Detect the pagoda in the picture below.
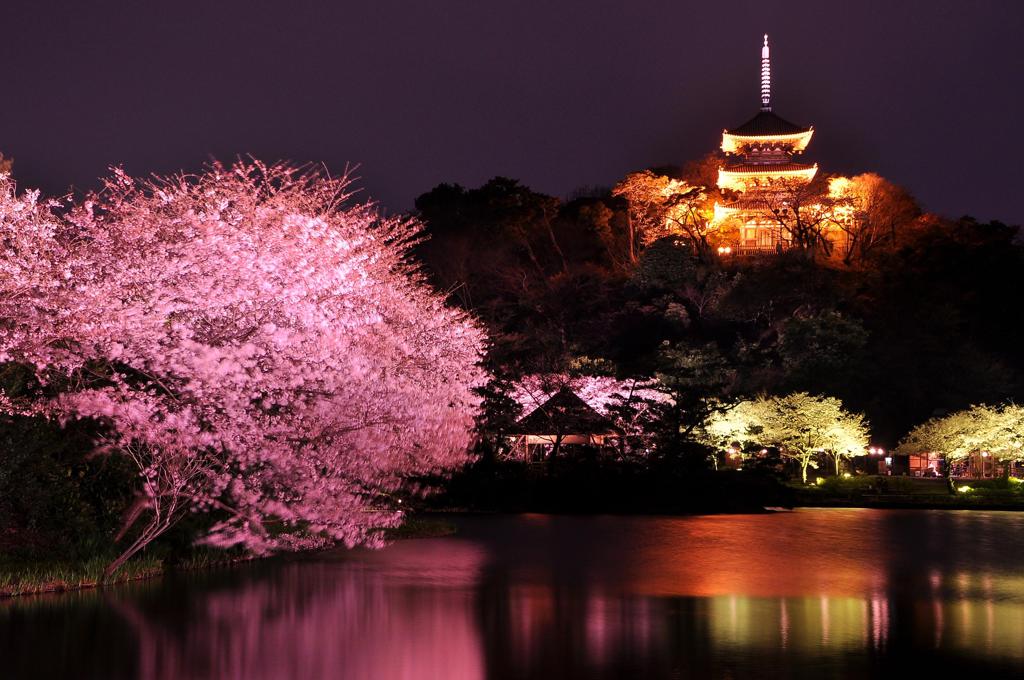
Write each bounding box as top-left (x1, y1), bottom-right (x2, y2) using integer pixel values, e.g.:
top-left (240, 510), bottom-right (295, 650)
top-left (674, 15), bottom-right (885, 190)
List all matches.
top-left (713, 35), bottom-right (818, 253)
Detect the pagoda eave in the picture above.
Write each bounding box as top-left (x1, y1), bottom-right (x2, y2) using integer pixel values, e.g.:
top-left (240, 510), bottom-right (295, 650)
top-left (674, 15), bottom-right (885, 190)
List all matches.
top-left (717, 163), bottom-right (818, 192)
top-left (721, 128), bottom-right (814, 155)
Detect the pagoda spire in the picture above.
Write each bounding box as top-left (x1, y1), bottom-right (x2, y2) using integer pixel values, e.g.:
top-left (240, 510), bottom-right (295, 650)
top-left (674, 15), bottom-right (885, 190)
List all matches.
top-left (760, 34), bottom-right (771, 112)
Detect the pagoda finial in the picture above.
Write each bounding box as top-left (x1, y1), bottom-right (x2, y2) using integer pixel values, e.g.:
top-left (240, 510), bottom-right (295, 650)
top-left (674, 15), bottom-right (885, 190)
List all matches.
top-left (760, 33), bottom-right (772, 112)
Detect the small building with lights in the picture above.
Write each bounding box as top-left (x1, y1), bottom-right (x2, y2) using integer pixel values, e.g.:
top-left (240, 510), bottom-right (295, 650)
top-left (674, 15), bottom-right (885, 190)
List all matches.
top-left (506, 387), bottom-right (621, 462)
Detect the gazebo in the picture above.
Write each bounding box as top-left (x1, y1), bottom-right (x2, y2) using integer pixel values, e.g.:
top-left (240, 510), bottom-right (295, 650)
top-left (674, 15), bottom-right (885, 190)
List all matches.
top-left (507, 387), bottom-right (620, 462)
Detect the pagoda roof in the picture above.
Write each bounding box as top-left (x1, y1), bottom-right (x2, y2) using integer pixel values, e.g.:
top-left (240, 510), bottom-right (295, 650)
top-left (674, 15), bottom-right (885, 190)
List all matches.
top-left (717, 161), bottom-right (818, 192)
top-left (727, 111), bottom-right (811, 137)
top-left (722, 161), bottom-right (816, 174)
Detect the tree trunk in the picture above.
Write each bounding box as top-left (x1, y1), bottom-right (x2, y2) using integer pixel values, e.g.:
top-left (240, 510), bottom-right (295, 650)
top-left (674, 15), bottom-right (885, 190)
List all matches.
top-left (547, 435), bottom-right (563, 469)
top-left (801, 459), bottom-right (809, 484)
top-left (543, 218), bottom-right (569, 275)
top-left (103, 519), bottom-right (160, 582)
top-left (626, 211), bottom-right (637, 264)
top-left (103, 506), bottom-right (180, 582)
top-left (103, 546), bottom-right (144, 583)
top-left (522, 239), bottom-right (546, 278)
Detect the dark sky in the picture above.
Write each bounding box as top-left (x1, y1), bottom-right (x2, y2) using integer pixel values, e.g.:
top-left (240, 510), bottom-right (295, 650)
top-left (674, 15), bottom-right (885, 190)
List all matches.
top-left (2, 1), bottom-right (1022, 224)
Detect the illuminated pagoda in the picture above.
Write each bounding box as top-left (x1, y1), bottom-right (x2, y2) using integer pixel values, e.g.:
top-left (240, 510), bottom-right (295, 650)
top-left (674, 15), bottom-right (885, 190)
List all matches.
top-left (713, 35), bottom-right (818, 253)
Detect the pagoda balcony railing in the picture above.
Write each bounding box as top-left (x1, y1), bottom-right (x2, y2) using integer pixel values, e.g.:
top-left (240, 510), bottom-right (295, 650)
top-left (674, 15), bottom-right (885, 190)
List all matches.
top-left (719, 243), bottom-right (794, 256)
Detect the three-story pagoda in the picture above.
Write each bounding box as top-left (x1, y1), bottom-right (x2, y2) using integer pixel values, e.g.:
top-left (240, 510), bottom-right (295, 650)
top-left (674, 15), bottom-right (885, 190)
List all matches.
top-left (714, 35), bottom-right (818, 252)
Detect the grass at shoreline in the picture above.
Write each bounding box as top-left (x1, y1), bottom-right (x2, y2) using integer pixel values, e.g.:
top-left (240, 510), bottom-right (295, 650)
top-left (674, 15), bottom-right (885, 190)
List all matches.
top-left (796, 496), bottom-right (1024, 510)
top-left (792, 475), bottom-right (1024, 510)
top-left (0, 554), bottom-right (163, 598)
top-left (2, 517), bottom-right (456, 600)
top-left (0, 549), bottom-right (262, 599)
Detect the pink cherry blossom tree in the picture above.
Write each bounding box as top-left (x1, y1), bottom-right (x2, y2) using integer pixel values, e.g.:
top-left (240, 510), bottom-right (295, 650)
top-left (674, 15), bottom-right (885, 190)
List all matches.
top-left (0, 162), bottom-right (486, 577)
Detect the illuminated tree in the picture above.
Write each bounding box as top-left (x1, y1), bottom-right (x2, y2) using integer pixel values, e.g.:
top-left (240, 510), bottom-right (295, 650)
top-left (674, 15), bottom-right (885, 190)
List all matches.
top-left (611, 170), bottom-right (717, 257)
top-left (663, 185), bottom-right (719, 255)
top-left (757, 176), bottom-right (844, 256)
top-left (612, 170), bottom-right (658, 261)
top-left (0, 163), bottom-right (486, 577)
top-left (896, 404), bottom-right (1024, 464)
top-left (703, 393), bottom-right (869, 482)
top-left (828, 173), bottom-right (919, 265)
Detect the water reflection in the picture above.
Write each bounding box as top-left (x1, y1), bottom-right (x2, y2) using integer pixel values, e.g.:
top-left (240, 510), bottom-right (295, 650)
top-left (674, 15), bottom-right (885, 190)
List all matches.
top-left (110, 540), bottom-right (489, 680)
top-left (3, 509), bottom-right (1024, 679)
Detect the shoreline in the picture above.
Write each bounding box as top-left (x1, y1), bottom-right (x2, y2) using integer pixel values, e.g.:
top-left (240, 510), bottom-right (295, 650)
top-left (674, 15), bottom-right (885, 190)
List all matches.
top-left (0, 553), bottom-right (256, 600)
top-left (0, 517), bottom-right (457, 601)
top-left (794, 499), bottom-right (1024, 511)
top-left (4, 502), bottom-right (1020, 600)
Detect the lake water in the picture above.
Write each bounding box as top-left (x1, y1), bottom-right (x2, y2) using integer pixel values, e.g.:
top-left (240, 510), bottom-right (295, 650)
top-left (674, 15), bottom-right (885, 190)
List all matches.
top-left (3, 509), bottom-right (1024, 679)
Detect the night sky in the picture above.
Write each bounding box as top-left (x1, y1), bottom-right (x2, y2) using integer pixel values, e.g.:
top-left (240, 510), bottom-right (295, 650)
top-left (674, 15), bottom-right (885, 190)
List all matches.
top-left (2, 1), bottom-right (1022, 224)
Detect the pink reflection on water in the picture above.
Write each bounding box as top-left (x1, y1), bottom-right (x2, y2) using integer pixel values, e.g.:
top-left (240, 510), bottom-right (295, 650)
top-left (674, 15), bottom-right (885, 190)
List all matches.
top-left (117, 539), bottom-right (488, 680)
top-left (89, 511), bottom-right (1024, 679)
top-left (583, 593), bottom-right (659, 665)
top-left (585, 593), bottom-right (611, 665)
top-left (870, 594), bottom-right (889, 650)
